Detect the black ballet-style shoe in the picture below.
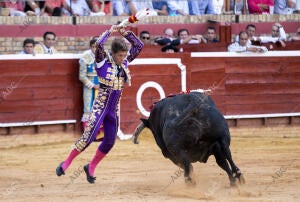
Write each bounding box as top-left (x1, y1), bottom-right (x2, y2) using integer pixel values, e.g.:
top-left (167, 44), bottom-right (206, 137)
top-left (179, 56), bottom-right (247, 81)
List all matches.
top-left (56, 162), bottom-right (65, 176)
top-left (84, 164), bottom-right (96, 184)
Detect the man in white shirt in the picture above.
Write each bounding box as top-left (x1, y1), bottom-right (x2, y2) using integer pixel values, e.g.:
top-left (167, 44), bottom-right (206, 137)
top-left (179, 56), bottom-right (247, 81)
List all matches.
top-left (228, 31), bottom-right (268, 53)
top-left (258, 23), bottom-right (287, 47)
top-left (235, 24), bottom-right (259, 46)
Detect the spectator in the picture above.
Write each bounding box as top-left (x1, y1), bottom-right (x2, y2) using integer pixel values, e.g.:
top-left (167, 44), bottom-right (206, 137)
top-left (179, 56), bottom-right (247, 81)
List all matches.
top-left (63, 0), bottom-right (106, 16)
top-left (204, 27), bottom-right (219, 43)
top-left (112, 0), bottom-right (130, 16)
top-left (24, 0), bottom-right (43, 16)
top-left (230, 0), bottom-right (248, 14)
top-left (63, 0), bottom-right (91, 16)
top-left (152, 0), bottom-right (168, 15)
top-left (296, 0), bottom-right (300, 13)
top-left (167, 0), bottom-right (189, 16)
top-left (247, 0), bottom-right (274, 14)
top-left (173, 28), bottom-right (206, 45)
top-left (189, 0), bottom-right (215, 15)
top-left (154, 28), bottom-right (176, 46)
top-left (20, 38), bottom-right (35, 55)
top-left (235, 24), bottom-right (259, 45)
top-left (139, 30), bottom-right (152, 45)
top-left (42, 0), bottom-right (65, 16)
top-left (258, 23), bottom-right (287, 47)
top-left (290, 27), bottom-right (300, 41)
top-left (274, 0), bottom-right (296, 14)
top-left (88, 0), bottom-right (113, 15)
top-left (34, 31), bottom-right (58, 54)
top-left (127, 0), bottom-right (157, 16)
top-left (0, 0), bottom-right (26, 16)
top-left (228, 31), bottom-right (268, 52)
top-left (212, 0), bottom-right (225, 14)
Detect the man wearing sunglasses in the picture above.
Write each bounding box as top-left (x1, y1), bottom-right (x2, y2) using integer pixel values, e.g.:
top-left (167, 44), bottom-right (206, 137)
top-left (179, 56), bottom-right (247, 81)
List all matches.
top-left (139, 30), bottom-right (152, 45)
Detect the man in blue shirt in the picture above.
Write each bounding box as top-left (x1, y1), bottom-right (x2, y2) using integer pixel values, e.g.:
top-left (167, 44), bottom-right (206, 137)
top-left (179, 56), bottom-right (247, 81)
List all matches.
top-left (188, 0), bottom-right (215, 15)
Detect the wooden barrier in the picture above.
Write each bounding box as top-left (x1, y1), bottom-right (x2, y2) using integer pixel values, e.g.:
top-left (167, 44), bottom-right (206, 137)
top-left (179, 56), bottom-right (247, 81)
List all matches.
top-left (0, 54), bottom-right (83, 134)
top-left (0, 51), bottom-right (300, 135)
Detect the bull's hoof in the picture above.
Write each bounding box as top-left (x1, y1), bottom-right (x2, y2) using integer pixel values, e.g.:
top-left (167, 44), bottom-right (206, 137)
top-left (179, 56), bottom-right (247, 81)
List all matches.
top-left (184, 176), bottom-right (192, 182)
top-left (185, 177), bottom-right (196, 186)
top-left (230, 180), bottom-right (237, 187)
top-left (234, 170), bottom-right (245, 185)
top-left (237, 174), bottom-right (246, 184)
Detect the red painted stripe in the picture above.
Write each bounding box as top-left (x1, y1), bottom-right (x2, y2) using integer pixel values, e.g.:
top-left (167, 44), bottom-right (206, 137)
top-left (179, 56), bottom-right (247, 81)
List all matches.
top-left (0, 22), bottom-right (299, 38)
top-left (0, 24), bottom-right (111, 37)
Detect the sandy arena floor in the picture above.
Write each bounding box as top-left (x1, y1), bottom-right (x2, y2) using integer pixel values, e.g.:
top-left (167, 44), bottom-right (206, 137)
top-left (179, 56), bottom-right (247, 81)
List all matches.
top-left (0, 127), bottom-right (299, 202)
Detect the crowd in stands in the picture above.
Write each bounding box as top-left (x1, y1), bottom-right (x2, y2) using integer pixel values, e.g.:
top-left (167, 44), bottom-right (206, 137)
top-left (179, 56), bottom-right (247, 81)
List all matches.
top-left (138, 23), bottom-right (300, 53)
top-left (18, 22), bottom-right (300, 55)
top-left (2, 0), bottom-right (298, 54)
top-left (1, 0), bottom-right (300, 16)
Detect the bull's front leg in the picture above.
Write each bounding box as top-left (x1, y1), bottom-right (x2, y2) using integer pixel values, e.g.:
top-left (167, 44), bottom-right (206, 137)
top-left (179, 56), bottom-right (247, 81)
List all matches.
top-left (167, 143), bottom-right (194, 184)
top-left (178, 150), bottom-right (193, 183)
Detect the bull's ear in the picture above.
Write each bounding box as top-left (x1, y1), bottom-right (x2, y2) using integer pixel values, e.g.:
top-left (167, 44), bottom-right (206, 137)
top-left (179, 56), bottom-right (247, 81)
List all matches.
top-left (141, 118), bottom-right (150, 128)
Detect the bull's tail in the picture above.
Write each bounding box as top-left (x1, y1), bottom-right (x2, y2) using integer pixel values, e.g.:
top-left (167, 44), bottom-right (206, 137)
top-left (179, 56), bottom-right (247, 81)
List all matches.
top-left (132, 120), bottom-right (146, 144)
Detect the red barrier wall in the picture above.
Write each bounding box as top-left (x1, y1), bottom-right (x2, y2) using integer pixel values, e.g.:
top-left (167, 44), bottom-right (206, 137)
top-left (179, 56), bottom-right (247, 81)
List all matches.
top-left (0, 52), bottom-right (300, 135)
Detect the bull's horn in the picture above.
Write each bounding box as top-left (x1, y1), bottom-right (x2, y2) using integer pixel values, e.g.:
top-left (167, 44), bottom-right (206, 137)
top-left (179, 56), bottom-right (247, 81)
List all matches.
top-left (132, 122), bottom-right (145, 144)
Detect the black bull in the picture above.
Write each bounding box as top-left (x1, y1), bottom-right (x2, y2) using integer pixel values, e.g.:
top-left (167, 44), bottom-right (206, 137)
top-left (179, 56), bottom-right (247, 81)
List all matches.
top-left (132, 92), bottom-right (245, 186)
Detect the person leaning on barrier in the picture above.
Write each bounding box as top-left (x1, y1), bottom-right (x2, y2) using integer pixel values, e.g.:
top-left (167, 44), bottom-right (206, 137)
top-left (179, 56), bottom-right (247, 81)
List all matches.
top-left (19, 38), bottom-right (35, 55)
top-left (290, 27), bottom-right (300, 41)
top-left (258, 23), bottom-right (287, 47)
top-left (154, 28), bottom-right (176, 46)
top-left (235, 24), bottom-right (260, 46)
top-left (228, 31), bottom-right (268, 53)
top-left (171, 28), bottom-right (206, 46)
